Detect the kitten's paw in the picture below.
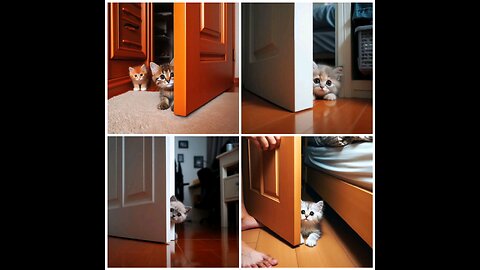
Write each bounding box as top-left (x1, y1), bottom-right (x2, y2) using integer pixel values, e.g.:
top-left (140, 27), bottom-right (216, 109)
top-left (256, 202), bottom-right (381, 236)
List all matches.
top-left (300, 236), bottom-right (305, 244)
top-left (158, 102), bottom-right (170, 110)
top-left (324, 93), bottom-right (337, 100)
top-left (133, 87), bottom-right (140, 91)
top-left (306, 238), bottom-right (318, 247)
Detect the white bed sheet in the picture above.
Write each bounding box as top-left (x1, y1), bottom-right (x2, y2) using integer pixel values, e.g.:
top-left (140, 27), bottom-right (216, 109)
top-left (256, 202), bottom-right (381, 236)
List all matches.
top-left (305, 142), bottom-right (373, 191)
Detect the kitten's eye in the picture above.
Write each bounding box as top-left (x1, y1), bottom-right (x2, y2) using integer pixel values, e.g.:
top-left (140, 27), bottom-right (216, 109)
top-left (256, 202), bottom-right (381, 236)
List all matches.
top-left (313, 78), bottom-right (320, 84)
top-left (326, 80), bottom-right (332, 86)
top-left (140, 74), bottom-right (143, 77)
top-left (170, 72), bottom-right (174, 77)
top-left (134, 75), bottom-right (138, 78)
top-left (170, 208), bottom-right (173, 212)
top-left (176, 213), bottom-right (181, 217)
top-left (301, 210), bottom-right (305, 214)
top-left (160, 74), bottom-right (166, 80)
top-left (309, 211), bottom-right (314, 216)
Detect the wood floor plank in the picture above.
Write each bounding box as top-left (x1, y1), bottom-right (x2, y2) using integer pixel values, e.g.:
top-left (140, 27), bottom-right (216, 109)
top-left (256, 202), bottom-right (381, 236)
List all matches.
top-left (242, 90), bottom-right (372, 134)
top-left (323, 212), bottom-right (373, 267)
top-left (242, 229), bottom-right (260, 243)
top-left (296, 218), bottom-right (356, 267)
top-left (255, 229), bottom-right (298, 267)
top-left (354, 102), bottom-right (373, 133)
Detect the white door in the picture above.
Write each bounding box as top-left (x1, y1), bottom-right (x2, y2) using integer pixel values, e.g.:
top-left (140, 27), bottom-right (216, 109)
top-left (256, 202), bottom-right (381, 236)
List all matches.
top-left (108, 136), bottom-right (175, 243)
top-left (242, 3), bottom-right (312, 112)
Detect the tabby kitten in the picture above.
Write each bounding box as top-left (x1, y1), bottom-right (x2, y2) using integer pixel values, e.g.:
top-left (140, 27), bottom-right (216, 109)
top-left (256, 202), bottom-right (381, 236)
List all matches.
top-left (170, 195), bottom-right (191, 224)
top-left (313, 62), bottom-right (343, 100)
top-left (128, 64), bottom-right (149, 91)
top-left (150, 59), bottom-right (174, 110)
top-left (300, 200), bottom-right (324, 247)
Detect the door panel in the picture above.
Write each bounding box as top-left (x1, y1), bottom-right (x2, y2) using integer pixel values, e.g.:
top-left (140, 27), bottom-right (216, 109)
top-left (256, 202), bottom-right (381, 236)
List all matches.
top-left (108, 137), bottom-right (169, 243)
top-left (242, 137), bottom-right (302, 246)
top-left (201, 3), bottom-right (223, 41)
top-left (242, 3), bottom-right (312, 112)
top-left (123, 137), bottom-right (153, 206)
top-left (110, 3), bottom-right (147, 60)
top-left (174, 3), bottom-right (234, 116)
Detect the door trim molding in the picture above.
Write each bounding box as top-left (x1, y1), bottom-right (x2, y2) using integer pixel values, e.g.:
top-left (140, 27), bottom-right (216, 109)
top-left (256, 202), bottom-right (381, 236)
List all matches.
top-left (336, 3), bottom-right (352, 98)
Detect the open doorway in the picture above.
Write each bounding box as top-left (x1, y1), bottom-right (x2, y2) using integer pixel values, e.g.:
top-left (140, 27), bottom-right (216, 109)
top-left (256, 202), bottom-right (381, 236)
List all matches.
top-left (313, 3), bottom-right (336, 67)
top-left (108, 136), bottom-right (239, 267)
top-left (107, 3), bottom-right (239, 133)
top-left (241, 2), bottom-right (373, 134)
top-left (241, 136), bottom-right (372, 267)
top-left (152, 3), bottom-right (173, 65)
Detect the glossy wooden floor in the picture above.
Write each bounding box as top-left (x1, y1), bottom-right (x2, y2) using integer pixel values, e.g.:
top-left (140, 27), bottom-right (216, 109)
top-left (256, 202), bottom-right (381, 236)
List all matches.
top-left (242, 90), bottom-right (372, 134)
top-left (242, 195), bottom-right (372, 267)
top-left (109, 222), bottom-right (238, 267)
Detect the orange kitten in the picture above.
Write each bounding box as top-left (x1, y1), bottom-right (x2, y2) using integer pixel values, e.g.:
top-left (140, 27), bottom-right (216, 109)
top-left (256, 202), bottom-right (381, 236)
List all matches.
top-left (128, 64), bottom-right (149, 91)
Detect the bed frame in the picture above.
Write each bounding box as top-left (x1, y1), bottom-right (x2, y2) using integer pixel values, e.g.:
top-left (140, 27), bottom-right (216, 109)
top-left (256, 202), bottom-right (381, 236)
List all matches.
top-left (306, 166), bottom-right (372, 247)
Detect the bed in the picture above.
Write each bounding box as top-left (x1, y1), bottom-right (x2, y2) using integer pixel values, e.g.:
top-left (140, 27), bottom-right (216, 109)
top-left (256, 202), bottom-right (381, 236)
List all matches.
top-left (304, 137), bottom-right (373, 247)
top-left (313, 4), bottom-right (336, 63)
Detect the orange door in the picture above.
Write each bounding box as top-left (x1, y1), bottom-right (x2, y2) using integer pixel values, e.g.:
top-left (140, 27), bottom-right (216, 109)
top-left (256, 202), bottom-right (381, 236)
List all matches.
top-left (242, 137), bottom-right (302, 246)
top-left (174, 3), bottom-right (234, 116)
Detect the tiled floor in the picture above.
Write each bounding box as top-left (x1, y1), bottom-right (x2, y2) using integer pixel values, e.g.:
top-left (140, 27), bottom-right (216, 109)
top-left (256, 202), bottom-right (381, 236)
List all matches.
top-left (108, 222), bottom-right (238, 267)
top-left (242, 90), bottom-right (372, 134)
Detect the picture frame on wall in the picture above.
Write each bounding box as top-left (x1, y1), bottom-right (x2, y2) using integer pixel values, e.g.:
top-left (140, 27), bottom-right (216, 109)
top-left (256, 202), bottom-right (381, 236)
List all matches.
top-left (178, 140), bottom-right (189, 149)
top-left (194, 156), bottom-right (204, 168)
top-left (178, 154), bottom-right (184, 163)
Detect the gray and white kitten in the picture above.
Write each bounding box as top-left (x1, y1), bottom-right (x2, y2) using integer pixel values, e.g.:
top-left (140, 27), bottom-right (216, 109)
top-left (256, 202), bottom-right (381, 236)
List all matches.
top-left (313, 62), bottom-right (343, 100)
top-left (150, 59), bottom-right (174, 111)
top-left (170, 195), bottom-right (191, 224)
top-left (300, 200), bottom-right (324, 247)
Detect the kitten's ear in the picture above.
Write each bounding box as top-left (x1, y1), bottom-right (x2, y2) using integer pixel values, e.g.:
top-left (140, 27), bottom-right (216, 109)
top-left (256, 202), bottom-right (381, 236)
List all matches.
top-left (332, 67), bottom-right (343, 80)
top-left (314, 200), bottom-right (324, 211)
top-left (170, 195), bottom-right (177, 202)
top-left (150, 62), bottom-right (160, 73)
top-left (313, 61), bottom-right (318, 71)
top-left (169, 58), bottom-right (174, 68)
top-left (141, 64), bottom-right (147, 72)
top-left (128, 67), bottom-right (134, 73)
top-left (185, 206), bottom-right (192, 213)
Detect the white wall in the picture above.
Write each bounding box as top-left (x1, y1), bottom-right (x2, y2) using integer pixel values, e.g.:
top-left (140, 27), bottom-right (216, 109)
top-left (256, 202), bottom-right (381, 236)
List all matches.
top-left (235, 2), bottom-right (239, 79)
top-left (174, 136), bottom-right (207, 208)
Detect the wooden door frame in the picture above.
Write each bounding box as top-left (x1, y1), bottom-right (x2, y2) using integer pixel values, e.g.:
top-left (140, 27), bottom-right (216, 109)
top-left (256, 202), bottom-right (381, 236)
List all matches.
top-left (165, 136), bottom-right (176, 242)
top-left (336, 3), bottom-right (373, 98)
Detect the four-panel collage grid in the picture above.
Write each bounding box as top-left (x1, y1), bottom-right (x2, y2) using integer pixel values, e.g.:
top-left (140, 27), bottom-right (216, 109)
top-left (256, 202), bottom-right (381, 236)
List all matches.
top-left (107, 1), bottom-right (373, 268)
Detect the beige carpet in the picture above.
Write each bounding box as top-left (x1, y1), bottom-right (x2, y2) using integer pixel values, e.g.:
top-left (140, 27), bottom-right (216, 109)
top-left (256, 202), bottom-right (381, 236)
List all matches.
top-left (108, 91), bottom-right (238, 134)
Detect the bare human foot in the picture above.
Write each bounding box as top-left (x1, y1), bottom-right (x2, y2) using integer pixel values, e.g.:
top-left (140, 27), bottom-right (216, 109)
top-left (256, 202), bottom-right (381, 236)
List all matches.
top-left (242, 241), bottom-right (278, 268)
top-left (242, 214), bottom-right (263, 231)
top-left (242, 202), bottom-right (263, 230)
